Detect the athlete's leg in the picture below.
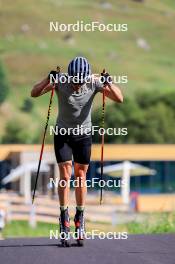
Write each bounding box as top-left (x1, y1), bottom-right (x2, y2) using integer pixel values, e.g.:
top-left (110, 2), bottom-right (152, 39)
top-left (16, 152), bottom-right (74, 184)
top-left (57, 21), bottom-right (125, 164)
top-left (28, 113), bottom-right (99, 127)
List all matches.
top-left (74, 162), bottom-right (89, 207)
top-left (54, 132), bottom-right (73, 208)
top-left (54, 132), bottom-right (73, 246)
top-left (70, 134), bottom-right (92, 244)
top-left (74, 162), bottom-right (89, 244)
top-left (58, 161), bottom-right (72, 207)
top-left (71, 134), bottom-right (92, 207)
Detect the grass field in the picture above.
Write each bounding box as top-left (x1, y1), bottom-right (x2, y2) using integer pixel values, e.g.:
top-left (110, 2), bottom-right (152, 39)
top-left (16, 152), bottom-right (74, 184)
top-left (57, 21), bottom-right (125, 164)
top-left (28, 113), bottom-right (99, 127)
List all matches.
top-left (0, 0), bottom-right (175, 139)
top-left (2, 212), bottom-right (175, 238)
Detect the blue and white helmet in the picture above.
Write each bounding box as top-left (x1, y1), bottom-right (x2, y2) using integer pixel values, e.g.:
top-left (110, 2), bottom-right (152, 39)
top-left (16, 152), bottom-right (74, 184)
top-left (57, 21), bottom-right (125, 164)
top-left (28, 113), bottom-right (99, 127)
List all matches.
top-left (68, 57), bottom-right (91, 84)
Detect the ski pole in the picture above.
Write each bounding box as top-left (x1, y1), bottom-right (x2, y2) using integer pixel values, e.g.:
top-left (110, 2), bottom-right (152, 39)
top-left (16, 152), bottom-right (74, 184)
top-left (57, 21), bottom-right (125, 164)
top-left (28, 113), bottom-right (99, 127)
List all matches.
top-left (32, 66), bottom-right (60, 204)
top-left (100, 69), bottom-right (106, 205)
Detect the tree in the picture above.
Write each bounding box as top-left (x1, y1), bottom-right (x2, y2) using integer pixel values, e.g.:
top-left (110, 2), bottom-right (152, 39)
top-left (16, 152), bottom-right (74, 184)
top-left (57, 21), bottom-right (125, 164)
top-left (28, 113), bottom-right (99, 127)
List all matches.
top-left (2, 119), bottom-right (30, 144)
top-left (20, 98), bottom-right (33, 113)
top-left (140, 102), bottom-right (175, 143)
top-left (92, 90), bottom-right (175, 144)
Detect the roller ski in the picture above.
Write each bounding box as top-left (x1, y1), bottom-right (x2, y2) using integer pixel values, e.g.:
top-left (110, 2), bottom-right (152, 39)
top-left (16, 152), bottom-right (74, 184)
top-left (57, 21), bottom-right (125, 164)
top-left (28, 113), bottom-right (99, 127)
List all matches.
top-left (59, 208), bottom-right (70, 247)
top-left (74, 209), bottom-right (85, 247)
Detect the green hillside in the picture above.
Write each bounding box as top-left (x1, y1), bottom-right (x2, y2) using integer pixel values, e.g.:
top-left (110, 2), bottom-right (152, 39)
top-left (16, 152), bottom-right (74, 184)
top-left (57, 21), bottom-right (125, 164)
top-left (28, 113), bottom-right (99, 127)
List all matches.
top-left (0, 0), bottom-right (175, 142)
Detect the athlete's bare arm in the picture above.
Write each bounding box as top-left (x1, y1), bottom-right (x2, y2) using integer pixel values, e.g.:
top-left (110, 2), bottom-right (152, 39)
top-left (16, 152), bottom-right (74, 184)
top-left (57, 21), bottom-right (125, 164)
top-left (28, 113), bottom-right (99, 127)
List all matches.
top-left (31, 77), bottom-right (54, 97)
top-left (102, 83), bottom-right (123, 103)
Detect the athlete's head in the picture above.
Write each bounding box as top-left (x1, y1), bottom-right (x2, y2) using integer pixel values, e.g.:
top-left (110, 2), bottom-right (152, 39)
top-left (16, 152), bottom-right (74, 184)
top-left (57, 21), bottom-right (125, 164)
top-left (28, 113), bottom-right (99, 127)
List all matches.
top-left (68, 57), bottom-right (91, 85)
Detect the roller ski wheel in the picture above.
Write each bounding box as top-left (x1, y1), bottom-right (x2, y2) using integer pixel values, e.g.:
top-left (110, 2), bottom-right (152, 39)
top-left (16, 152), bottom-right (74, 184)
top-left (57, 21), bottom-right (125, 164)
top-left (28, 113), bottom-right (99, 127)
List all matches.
top-left (61, 239), bottom-right (70, 247)
top-left (77, 239), bottom-right (84, 247)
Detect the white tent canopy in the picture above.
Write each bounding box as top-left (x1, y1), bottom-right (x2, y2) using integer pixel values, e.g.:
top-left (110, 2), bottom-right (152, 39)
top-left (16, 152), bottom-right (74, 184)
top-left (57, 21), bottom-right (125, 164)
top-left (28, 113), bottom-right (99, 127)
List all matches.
top-left (97, 161), bottom-right (156, 205)
top-left (2, 162), bottom-right (50, 203)
top-left (2, 162), bottom-right (50, 184)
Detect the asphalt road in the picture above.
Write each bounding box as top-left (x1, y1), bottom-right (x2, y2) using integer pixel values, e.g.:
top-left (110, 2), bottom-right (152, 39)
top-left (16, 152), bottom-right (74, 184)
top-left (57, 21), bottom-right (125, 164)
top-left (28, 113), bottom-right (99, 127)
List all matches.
top-left (0, 235), bottom-right (175, 264)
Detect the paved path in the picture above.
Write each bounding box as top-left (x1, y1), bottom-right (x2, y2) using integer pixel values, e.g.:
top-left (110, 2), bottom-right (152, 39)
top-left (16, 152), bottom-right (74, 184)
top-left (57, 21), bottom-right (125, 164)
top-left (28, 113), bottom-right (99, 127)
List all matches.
top-left (0, 235), bottom-right (175, 264)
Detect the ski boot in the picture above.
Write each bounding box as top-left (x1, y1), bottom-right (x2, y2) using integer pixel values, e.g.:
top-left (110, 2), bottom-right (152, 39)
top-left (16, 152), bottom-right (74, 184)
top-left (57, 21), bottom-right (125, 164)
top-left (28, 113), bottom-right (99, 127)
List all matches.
top-left (59, 208), bottom-right (70, 247)
top-left (74, 209), bottom-right (85, 247)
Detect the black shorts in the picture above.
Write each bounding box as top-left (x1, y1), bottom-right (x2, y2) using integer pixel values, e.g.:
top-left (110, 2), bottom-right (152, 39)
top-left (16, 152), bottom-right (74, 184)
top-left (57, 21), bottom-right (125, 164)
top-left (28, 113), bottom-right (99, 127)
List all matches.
top-left (54, 132), bottom-right (92, 165)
